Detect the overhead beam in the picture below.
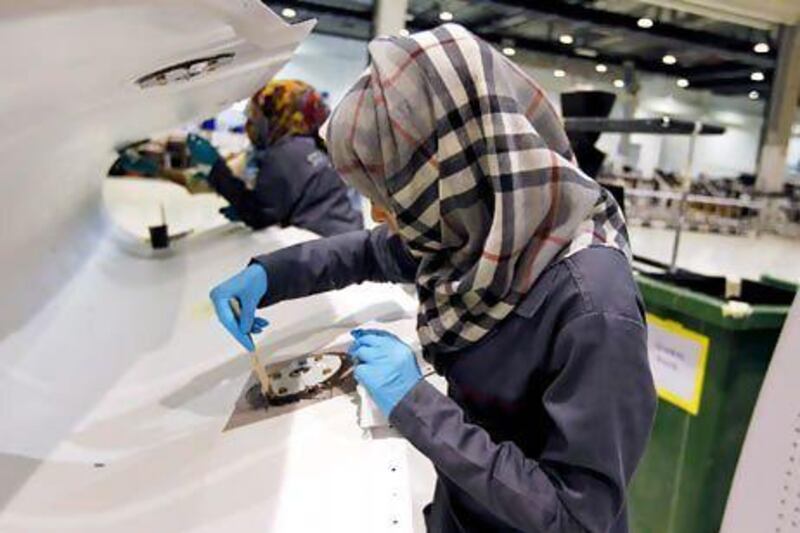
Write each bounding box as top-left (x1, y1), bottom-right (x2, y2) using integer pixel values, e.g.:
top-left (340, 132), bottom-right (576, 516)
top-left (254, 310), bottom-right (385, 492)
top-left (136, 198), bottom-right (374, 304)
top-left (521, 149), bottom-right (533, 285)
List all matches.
top-left (564, 117), bottom-right (726, 135)
top-left (689, 76), bottom-right (769, 89)
top-left (680, 63), bottom-right (758, 78)
top-left (639, 0), bottom-right (795, 29)
top-left (488, 0), bottom-right (776, 68)
top-left (269, 0), bottom-right (373, 23)
top-left (692, 81), bottom-right (765, 94)
top-left (444, 29), bottom-right (694, 78)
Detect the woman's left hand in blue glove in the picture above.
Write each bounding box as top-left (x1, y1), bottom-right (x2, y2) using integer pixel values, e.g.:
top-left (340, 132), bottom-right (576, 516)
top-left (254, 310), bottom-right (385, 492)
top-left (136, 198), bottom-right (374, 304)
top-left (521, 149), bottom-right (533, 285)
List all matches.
top-left (348, 329), bottom-right (422, 418)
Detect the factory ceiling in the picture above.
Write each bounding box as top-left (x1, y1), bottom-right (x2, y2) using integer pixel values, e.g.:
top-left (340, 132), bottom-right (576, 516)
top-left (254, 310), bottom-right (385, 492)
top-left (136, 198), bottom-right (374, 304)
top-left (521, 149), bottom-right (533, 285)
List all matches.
top-left (265, 0), bottom-right (786, 100)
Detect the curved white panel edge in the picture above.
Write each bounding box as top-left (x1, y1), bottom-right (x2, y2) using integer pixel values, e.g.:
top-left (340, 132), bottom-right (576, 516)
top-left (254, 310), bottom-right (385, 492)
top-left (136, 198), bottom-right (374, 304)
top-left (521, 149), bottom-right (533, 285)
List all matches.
top-left (721, 295), bottom-right (800, 532)
top-left (0, 0), bottom-right (313, 340)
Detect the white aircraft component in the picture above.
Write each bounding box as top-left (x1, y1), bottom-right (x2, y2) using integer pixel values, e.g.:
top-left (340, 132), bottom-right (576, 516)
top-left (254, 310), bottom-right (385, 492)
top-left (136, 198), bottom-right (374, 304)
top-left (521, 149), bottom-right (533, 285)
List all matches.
top-left (0, 2), bottom-right (434, 531)
top-left (721, 294), bottom-right (800, 532)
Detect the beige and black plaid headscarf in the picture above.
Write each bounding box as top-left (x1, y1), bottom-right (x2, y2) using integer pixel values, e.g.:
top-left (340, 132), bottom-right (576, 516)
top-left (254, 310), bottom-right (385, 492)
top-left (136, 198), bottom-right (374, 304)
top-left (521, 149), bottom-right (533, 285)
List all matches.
top-left (325, 24), bottom-right (630, 355)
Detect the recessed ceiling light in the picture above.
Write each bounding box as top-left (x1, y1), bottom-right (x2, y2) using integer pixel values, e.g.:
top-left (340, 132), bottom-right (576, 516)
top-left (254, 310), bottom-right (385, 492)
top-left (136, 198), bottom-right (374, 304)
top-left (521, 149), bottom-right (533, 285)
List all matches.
top-left (439, 11), bottom-right (454, 21)
top-left (399, 29), bottom-right (410, 37)
top-left (637, 17), bottom-right (654, 29)
top-left (559, 34), bottom-right (574, 45)
top-left (554, 69), bottom-right (566, 78)
top-left (749, 90), bottom-right (760, 100)
top-left (754, 42), bottom-right (770, 54)
top-left (613, 79), bottom-right (625, 88)
top-left (595, 63), bottom-right (608, 73)
top-left (575, 47), bottom-right (598, 58)
top-left (281, 7), bottom-right (297, 18)
top-left (677, 78), bottom-right (689, 88)
top-left (502, 46), bottom-right (516, 57)
top-left (662, 54), bottom-right (677, 65)
top-left (751, 71), bottom-right (765, 82)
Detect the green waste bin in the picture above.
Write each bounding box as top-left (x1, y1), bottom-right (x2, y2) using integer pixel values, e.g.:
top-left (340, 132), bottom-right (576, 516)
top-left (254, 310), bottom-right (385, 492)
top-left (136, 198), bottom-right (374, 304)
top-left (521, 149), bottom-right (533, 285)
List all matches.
top-left (628, 271), bottom-right (796, 533)
top-left (760, 273), bottom-right (799, 293)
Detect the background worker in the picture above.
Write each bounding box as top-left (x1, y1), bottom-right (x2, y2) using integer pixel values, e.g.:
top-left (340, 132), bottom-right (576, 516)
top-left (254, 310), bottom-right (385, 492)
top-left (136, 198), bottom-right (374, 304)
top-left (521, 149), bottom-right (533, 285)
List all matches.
top-left (188, 79), bottom-right (363, 237)
top-left (209, 25), bottom-right (656, 532)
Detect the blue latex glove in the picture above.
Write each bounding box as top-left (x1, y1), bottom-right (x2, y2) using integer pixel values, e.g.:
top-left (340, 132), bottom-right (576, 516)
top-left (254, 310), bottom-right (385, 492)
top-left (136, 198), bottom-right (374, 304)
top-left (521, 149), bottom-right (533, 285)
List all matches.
top-left (209, 264), bottom-right (268, 351)
top-left (348, 329), bottom-right (422, 417)
top-left (187, 133), bottom-right (221, 167)
top-left (117, 149), bottom-right (160, 176)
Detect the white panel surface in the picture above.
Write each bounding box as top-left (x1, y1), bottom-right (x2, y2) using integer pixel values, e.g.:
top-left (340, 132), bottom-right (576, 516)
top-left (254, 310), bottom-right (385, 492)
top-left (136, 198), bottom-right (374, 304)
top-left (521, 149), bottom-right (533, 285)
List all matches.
top-left (0, 3), bottom-right (436, 531)
top-left (721, 296), bottom-right (800, 532)
top-left (0, 0), bottom-right (313, 340)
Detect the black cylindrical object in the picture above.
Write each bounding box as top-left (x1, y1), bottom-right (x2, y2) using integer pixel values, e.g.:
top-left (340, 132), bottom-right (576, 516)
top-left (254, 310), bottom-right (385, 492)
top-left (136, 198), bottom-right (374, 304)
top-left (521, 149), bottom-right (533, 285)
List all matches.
top-left (149, 225), bottom-right (169, 249)
top-left (560, 91), bottom-right (617, 178)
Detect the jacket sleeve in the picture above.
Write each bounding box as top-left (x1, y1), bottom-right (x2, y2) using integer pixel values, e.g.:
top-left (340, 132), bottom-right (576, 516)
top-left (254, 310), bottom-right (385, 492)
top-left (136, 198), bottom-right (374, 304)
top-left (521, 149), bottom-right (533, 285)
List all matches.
top-left (251, 224), bottom-right (418, 308)
top-left (207, 159), bottom-right (290, 230)
top-left (389, 312), bottom-right (656, 533)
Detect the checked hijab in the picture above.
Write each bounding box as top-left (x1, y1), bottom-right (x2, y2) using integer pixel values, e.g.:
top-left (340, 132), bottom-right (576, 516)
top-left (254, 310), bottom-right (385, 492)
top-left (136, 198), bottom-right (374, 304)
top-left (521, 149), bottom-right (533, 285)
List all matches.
top-left (324, 24), bottom-right (630, 356)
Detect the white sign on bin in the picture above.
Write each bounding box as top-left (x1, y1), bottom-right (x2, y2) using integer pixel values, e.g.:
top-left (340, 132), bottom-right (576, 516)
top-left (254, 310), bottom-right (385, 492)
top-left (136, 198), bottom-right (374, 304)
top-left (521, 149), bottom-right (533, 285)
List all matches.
top-left (646, 313), bottom-right (710, 415)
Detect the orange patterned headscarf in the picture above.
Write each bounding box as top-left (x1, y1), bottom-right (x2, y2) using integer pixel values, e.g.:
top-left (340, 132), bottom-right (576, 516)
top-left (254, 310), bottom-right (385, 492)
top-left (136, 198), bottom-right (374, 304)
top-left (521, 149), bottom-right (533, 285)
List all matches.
top-left (250, 80), bottom-right (329, 146)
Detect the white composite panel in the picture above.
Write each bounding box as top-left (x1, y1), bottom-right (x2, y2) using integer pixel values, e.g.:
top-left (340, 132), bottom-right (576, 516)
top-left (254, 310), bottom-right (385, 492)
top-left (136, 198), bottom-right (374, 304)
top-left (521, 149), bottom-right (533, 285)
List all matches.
top-left (0, 3), bottom-right (433, 532)
top-left (721, 295), bottom-right (800, 533)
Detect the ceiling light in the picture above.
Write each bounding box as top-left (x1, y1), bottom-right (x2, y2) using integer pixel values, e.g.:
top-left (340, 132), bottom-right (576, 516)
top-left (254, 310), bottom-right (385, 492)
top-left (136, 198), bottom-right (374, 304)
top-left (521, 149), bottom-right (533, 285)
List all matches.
top-left (439, 11), bottom-right (454, 21)
top-left (575, 47), bottom-right (598, 58)
top-left (281, 7), bottom-right (297, 18)
top-left (662, 54), bottom-right (677, 65)
top-left (637, 17), bottom-right (654, 29)
top-left (399, 29), bottom-right (410, 37)
top-left (559, 34), bottom-right (574, 45)
top-left (750, 71), bottom-right (765, 82)
top-left (677, 78), bottom-right (689, 88)
top-left (749, 90), bottom-right (759, 100)
top-left (553, 69), bottom-right (566, 78)
top-left (595, 63), bottom-right (608, 73)
top-left (613, 79), bottom-right (625, 88)
top-left (754, 42), bottom-right (770, 54)
top-left (502, 46), bottom-right (516, 57)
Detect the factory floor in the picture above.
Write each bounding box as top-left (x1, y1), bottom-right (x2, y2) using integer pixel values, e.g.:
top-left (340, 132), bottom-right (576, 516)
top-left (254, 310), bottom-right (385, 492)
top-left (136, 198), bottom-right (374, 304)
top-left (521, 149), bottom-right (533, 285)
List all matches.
top-left (629, 226), bottom-right (800, 284)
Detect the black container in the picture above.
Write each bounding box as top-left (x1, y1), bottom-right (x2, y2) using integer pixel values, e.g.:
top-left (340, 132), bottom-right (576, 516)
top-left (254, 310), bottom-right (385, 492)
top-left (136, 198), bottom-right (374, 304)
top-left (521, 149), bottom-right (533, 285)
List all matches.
top-left (149, 225), bottom-right (169, 249)
top-left (643, 271), bottom-right (796, 306)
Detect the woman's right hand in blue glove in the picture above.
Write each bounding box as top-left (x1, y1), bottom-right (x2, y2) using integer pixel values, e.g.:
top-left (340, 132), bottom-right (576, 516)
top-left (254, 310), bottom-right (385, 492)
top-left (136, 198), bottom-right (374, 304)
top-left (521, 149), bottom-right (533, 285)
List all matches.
top-left (187, 133), bottom-right (221, 167)
top-left (209, 264), bottom-right (268, 352)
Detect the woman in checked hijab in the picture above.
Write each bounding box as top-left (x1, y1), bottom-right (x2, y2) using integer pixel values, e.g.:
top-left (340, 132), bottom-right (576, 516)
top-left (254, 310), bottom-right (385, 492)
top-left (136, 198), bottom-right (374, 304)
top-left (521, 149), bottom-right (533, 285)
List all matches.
top-left (211, 25), bottom-right (655, 532)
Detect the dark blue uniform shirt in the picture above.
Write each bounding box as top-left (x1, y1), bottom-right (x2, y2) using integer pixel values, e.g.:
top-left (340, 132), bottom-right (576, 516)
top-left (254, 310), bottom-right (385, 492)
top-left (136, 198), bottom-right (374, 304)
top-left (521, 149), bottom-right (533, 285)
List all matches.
top-left (208, 136), bottom-right (363, 237)
top-left (254, 226), bottom-right (656, 532)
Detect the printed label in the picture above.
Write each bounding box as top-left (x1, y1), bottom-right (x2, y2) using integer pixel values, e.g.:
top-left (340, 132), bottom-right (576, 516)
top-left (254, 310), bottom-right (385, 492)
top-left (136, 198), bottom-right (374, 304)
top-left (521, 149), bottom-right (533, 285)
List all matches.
top-left (646, 313), bottom-right (710, 415)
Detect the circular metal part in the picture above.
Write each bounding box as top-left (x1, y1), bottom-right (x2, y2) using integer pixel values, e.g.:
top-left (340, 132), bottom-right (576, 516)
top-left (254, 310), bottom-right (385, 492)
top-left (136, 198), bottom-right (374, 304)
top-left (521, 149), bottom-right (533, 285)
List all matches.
top-left (267, 354), bottom-right (344, 402)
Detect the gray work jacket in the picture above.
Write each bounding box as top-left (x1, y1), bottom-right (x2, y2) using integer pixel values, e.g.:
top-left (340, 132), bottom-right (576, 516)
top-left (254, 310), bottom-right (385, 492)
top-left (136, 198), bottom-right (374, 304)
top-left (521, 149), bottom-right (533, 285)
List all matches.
top-left (254, 226), bottom-right (656, 532)
top-left (208, 136), bottom-right (363, 237)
